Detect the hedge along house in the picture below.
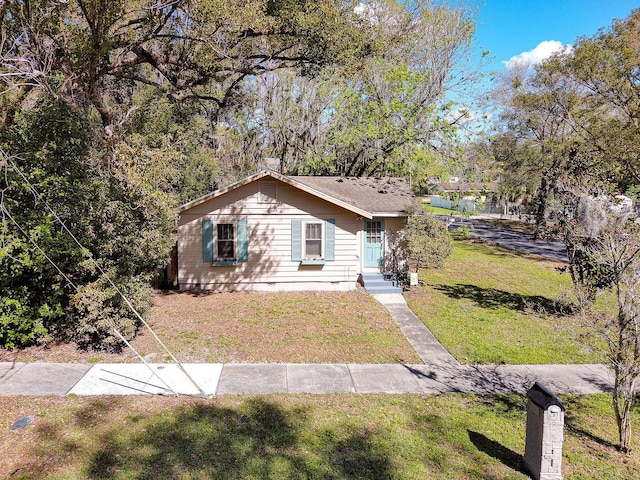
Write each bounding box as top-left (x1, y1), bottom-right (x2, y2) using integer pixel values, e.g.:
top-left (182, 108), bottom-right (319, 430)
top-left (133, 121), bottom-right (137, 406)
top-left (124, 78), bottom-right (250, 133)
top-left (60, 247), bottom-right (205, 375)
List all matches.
top-left (177, 170), bottom-right (414, 292)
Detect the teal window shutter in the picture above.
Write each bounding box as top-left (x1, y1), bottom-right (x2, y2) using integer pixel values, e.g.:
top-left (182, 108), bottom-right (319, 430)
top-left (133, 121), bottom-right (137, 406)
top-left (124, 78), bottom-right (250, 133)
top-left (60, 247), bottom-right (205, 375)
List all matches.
top-left (202, 218), bottom-right (214, 262)
top-left (291, 219), bottom-right (302, 261)
top-left (237, 218), bottom-right (248, 262)
top-left (325, 219), bottom-right (335, 261)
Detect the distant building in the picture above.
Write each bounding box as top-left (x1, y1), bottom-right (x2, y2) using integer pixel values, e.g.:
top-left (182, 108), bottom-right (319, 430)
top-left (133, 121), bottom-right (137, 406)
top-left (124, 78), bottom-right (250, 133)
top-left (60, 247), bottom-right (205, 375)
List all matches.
top-left (427, 181), bottom-right (499, 196)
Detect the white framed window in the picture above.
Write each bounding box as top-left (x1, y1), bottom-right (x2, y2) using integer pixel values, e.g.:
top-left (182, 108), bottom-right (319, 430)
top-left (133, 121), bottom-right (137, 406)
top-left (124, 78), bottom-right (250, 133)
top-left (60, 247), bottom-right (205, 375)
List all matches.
top-left (203, 218), bottom-right (248, 264)
top-left (291, 218), bottom-right (334, 263)
top-left (216, 223), bottom-right (235, 260)
top-left (303, 221), bottom-right (324, 259)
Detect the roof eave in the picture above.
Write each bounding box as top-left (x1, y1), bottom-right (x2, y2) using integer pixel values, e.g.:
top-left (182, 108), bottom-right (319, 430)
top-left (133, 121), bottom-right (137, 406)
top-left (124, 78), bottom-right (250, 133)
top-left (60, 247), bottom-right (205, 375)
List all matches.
top-left (179, 170), bottom-right (273, 212)
top-left (179, 169), bottom-right (376, 219)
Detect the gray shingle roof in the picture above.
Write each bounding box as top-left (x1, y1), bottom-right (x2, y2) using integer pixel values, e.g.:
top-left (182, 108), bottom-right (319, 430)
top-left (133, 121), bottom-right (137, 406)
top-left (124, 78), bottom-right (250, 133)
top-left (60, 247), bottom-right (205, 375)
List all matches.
top-left (292, 176), bottom-right (413, 215)
top-left (180, 170), bottom-right (414, 218)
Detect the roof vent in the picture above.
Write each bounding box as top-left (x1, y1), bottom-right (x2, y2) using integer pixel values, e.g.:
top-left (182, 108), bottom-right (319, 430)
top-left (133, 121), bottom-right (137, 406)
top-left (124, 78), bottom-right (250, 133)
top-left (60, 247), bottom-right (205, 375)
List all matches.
top-left (259, 182), bottom-right (277, 204)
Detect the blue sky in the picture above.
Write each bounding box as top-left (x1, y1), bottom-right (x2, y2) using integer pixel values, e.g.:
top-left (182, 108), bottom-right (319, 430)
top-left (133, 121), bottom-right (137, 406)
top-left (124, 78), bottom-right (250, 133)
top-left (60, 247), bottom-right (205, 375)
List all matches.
top-left (475, 0), bottom-right (636, 72)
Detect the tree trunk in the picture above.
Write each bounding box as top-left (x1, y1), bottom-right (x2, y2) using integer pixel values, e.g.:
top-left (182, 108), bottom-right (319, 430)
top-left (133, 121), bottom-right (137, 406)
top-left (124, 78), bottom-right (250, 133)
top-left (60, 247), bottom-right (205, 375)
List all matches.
top-left (533, 175), bottom-right (550, 239)
top-left (613, 366), bottom-right (636, 453)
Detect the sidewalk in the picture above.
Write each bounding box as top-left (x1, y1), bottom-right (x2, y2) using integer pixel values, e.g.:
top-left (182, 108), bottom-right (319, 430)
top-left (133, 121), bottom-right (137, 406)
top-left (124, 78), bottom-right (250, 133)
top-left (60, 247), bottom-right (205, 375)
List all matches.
top-left (0, 361), bottom-right (613, 397)
top-left (0, 294), bottom-right (615, 397)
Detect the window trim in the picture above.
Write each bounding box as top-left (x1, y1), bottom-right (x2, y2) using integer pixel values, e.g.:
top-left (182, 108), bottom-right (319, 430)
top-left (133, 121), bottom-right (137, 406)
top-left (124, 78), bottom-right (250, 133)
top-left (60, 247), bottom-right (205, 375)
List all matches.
top-left (215, 222), bottom-right (236, 262)
top-left (203, 218), bottom-right (249, 266)
top-left (302, 220), bottom-right (325, 262)
top-left (291, 218), bottom-right (335, 263)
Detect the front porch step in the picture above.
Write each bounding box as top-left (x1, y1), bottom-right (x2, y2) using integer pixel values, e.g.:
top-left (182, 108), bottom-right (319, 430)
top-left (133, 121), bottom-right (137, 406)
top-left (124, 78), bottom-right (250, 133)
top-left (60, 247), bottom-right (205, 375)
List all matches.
top-left (361, 272), bottom-right (402, 294)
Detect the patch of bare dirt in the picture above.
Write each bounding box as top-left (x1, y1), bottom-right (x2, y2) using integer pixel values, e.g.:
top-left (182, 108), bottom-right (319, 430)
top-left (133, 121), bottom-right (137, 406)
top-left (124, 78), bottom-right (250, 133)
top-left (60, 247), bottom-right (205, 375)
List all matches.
top-left (0, 289), bottom-right (420, 364)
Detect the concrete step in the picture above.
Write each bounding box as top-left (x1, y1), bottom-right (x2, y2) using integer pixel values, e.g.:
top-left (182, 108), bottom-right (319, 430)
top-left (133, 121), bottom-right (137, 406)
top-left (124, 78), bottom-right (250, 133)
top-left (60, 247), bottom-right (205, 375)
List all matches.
top-left (366, 285), bottom-right (403, 294)
top-left (362, 273), bottom-right (402, 294)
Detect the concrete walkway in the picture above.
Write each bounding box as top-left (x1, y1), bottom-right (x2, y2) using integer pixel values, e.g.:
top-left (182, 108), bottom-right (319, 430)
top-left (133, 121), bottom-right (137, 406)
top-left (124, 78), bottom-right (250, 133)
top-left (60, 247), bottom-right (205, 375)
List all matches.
top-left (373, 293), bottom-right (459, 365)
top-left (0, 294), bottom-right (615, 397)
top-left (0, 360), bottom-right (614, 397)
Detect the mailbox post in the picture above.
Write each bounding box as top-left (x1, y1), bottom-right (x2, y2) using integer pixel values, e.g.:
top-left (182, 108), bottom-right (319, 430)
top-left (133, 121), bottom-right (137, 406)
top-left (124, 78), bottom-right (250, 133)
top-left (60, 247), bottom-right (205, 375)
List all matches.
top-left (524, 382), bottom-right (565, 480)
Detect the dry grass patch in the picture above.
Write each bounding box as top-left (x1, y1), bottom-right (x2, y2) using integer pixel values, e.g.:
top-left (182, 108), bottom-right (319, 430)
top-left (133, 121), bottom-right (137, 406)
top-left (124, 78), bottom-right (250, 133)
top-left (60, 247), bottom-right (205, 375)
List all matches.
top-left (0, 289), bottom-right (420, 364)
top-left (141, 289), bottom-right (419, 363)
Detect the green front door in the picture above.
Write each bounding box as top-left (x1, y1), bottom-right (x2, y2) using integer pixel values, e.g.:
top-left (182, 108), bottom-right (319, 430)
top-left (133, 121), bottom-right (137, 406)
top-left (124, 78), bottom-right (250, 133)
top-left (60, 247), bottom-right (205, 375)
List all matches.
top-left (364, 220), bottom-right (384, 267)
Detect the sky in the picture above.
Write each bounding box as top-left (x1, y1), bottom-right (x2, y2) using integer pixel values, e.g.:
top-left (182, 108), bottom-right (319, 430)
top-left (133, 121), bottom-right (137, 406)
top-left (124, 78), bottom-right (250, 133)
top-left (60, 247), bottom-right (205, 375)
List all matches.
top-left (474, 0), bottom-right (636, 72)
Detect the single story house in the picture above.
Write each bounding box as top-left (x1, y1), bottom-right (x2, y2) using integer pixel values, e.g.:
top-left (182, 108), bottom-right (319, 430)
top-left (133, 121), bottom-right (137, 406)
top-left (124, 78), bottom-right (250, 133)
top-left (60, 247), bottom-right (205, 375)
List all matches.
top-left (177, 170), bottom-right (414, 292)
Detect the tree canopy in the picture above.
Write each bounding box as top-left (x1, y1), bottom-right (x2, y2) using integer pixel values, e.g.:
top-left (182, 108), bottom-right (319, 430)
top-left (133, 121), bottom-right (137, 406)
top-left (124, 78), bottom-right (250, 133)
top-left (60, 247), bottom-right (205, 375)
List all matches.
top-left (492, 9), bottom-right (640, 222)
top-left (0, 0), bottom-right (481, 350)
top-left (491, 9), bottom-right (640, 452)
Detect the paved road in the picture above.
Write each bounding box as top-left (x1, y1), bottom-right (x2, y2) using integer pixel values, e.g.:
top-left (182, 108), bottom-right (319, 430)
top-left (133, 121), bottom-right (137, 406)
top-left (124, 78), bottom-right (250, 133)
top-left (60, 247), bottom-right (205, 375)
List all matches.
top-left (444, 216), bottom-right (568, 263)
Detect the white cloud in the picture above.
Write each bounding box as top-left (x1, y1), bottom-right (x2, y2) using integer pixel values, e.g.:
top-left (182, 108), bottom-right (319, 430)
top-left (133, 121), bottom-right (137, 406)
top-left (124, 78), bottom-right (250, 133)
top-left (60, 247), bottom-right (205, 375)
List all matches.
top-left (354, 2), bottom-right (367, 15)
top-left (503, 40), bottom-right (572, 69)
top-left (354, 1), bottom-right (398, 28)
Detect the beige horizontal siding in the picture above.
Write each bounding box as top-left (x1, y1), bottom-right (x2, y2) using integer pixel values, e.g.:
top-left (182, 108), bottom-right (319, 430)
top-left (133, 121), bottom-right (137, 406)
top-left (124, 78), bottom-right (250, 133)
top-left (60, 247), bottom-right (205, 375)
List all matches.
top-left (178, 177), bottom-right (405, 291)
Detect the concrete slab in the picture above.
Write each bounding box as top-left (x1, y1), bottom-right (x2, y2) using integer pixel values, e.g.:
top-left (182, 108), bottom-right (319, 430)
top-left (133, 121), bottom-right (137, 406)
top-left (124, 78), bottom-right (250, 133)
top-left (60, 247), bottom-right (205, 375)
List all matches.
top-left (348, 364), bottom-right (421, 393)
top-left (70, 364), bottom-right (163, 396)
top-left (524, 364), bottom-right (614, 394)
top-left (402, 364), bottom-right (485, 393)
top-left (287, 364), bottom-right (354, 393)
top-left (69, 363), bottom-right (222, 396)
top-left (0, 362), bottom-right (27, 383)
top-left (0, 363), bottom-right (91, 395)
top-left (583, 364), bottom-right (615, 389)
top-left (470, 365), bottom-right (537, 394)
top-left (372, 293), bottom-right (407, 306)
top-left (217, 364), bottom-right (287, 394)
top-left (398, 326), bottom-right (457, 363)
top-left (372, 294), bottom-right (459, 365)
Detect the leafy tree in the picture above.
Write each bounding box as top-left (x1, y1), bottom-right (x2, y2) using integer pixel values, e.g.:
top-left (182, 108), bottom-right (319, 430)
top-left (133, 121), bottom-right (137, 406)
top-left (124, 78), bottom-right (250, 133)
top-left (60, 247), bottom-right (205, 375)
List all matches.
top-left (404, 201), bottom-right (453, 272)
top-left (567, 199), bottom-right (640, 453)
top-left (0, 99), bottom-right (174, 350)
top-left (457, 139), bottom-right (501, 185)
top-left (490, 133), bottom-right (542, 216)
top-left (492, 10), bottom-right (640, 228)
top-left (212, 0), bottom-right (485, 186)
top-left (241, 70), bottom-right (333, 176)
top-left (303, 0), bottom-right (483, 184)
top-left (492, 10), bottom-right (640, 452)
top-left (566, 10), bottom-right (640, 189)
top-left (0, 0), bottom-right (377, 138)
top-left (492, 60), bottom-right (588, 232)
top-left (0, 99), bottom-right (92, 347)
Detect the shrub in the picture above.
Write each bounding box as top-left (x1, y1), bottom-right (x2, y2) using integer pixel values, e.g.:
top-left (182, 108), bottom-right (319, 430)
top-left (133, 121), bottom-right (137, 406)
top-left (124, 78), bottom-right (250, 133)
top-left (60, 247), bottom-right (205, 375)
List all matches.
top-left (65, 276), bottom-right (153, 352)
top-left (405, 201), bottom-right (453, 271)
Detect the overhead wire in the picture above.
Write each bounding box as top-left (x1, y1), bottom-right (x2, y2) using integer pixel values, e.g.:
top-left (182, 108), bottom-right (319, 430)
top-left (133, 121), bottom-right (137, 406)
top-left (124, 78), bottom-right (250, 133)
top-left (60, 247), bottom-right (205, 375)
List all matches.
top-left (0, 202), bottom-right (179, 397)
top-left (0, 151), bottom-right (203, 396)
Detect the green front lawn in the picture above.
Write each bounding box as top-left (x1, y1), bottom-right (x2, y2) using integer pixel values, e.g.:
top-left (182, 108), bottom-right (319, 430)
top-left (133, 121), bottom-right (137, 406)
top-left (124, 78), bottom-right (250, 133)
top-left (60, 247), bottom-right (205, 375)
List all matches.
top-left (1, 393), bottom-right (636, 479)
top-left (423, 205), bottom-right (460, 215)
top-left (406, 239), bottom-right (604, 365)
